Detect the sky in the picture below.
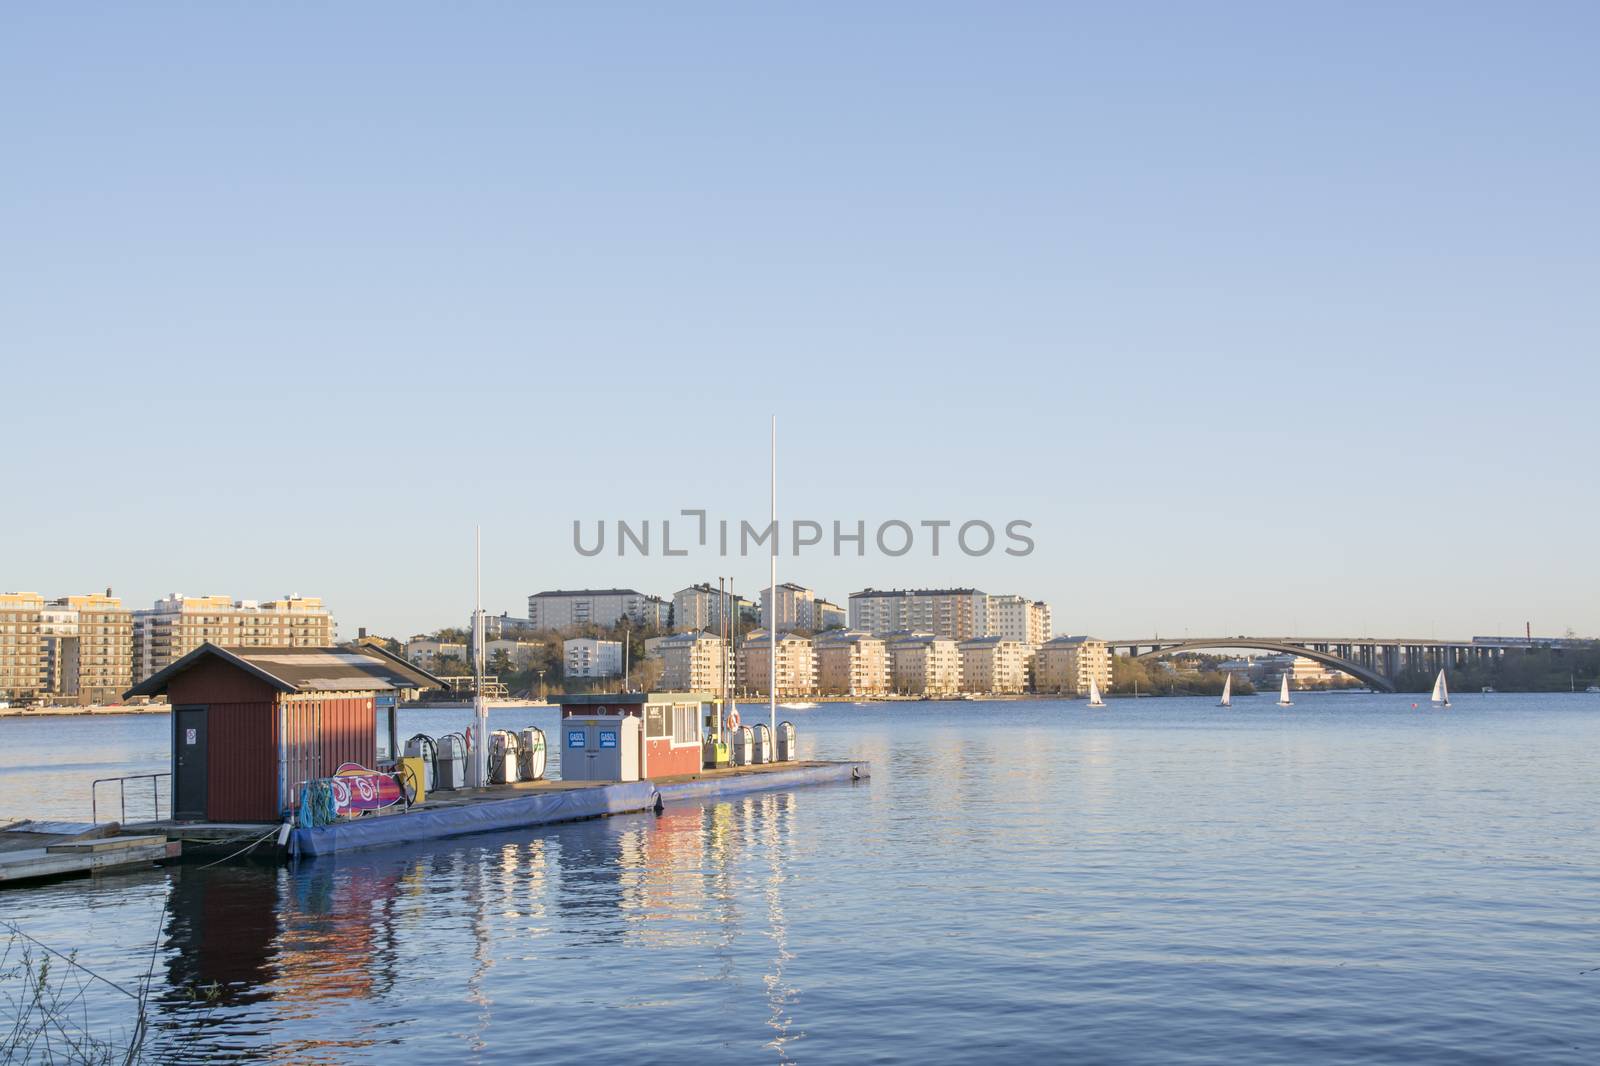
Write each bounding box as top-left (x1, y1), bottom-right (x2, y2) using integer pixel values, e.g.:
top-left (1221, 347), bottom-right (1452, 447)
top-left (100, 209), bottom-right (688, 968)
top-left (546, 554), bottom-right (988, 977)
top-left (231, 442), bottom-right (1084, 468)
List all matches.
top-left (3, 3), bottom-right (1597, 641)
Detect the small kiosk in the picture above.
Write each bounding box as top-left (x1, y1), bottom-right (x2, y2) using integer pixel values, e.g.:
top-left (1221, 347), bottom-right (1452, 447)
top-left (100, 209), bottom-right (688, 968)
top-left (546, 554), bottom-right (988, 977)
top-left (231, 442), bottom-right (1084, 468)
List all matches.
top-left (551, 692), bottom-right (713, 780)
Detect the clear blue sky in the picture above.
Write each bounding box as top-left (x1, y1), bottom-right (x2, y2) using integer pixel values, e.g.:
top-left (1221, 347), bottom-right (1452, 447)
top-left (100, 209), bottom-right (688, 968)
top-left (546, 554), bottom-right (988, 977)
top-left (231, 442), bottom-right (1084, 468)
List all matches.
top-left (3, 3), bottom-right (1596, 640)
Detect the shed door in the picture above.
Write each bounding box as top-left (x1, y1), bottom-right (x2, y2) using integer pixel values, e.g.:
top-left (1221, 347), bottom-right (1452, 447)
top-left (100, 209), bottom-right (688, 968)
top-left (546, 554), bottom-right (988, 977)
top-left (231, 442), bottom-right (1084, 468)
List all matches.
top-left (174, 706), bottom-right (208, 820)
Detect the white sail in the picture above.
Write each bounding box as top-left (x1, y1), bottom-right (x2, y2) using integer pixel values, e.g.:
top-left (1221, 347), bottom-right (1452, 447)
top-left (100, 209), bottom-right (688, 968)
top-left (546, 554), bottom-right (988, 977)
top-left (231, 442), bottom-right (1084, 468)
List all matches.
top-left (1219, 673), bottom-right (1232, 707)
top-left (1087, 675), bottom-right (1106, 707)
top-left (1277, 673), bottom-right (1293, 706)
top-left (1431, 670), bottom-right (1449, 706)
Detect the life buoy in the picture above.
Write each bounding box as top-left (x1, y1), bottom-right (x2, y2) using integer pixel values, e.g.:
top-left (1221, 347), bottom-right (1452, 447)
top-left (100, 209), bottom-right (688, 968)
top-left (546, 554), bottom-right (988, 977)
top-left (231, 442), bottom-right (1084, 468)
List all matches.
top-left (725, 707), bottom-right (741, 730)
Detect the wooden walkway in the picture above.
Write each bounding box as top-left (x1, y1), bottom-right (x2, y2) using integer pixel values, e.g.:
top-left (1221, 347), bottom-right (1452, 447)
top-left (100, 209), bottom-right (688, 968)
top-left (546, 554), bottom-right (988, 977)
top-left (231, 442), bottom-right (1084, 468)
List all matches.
top-left (0, 820), bottom-right (178, 886)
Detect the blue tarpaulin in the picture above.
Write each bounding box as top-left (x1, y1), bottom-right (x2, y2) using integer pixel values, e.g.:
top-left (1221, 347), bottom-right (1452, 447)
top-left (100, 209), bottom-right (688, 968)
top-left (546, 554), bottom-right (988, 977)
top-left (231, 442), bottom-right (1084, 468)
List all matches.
top-left (289, 762), bottom-right (870, 859)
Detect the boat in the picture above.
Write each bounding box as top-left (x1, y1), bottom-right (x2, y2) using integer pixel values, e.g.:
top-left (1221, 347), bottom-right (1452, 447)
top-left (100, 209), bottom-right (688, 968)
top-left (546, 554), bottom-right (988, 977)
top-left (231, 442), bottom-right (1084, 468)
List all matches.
top-left (779, 701), bottom-right (818, 711)
top-left (1587, 685), bottom-right (1600, 694)
top-left (1277, 674), bottom-right (1293, 707)
top-left (1218, 673), bottom-right (1232, 708)
top-left (1481, 686), bottom-right (1496, 694)
top-left (1086, 676), bottom-right (1106, 708)
top-left (1431, 669), bottom-right (1450, 708)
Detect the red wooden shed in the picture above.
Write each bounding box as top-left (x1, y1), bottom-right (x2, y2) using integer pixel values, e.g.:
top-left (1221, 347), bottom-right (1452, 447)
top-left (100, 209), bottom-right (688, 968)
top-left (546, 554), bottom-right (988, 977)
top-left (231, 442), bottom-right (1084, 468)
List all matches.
top-left (125, 644), bottom-right (441, 823)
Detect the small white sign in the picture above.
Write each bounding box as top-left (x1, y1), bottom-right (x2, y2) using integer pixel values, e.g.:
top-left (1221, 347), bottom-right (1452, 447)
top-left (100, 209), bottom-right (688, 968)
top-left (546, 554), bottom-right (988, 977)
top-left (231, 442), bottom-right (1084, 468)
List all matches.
top-left (185, 728), bottom-right (197, 745)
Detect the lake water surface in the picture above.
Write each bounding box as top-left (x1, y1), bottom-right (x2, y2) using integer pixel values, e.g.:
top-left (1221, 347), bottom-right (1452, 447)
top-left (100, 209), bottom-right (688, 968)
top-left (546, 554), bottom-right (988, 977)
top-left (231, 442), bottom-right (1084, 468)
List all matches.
top-left (2, 693), bottom-right (1597, 1063)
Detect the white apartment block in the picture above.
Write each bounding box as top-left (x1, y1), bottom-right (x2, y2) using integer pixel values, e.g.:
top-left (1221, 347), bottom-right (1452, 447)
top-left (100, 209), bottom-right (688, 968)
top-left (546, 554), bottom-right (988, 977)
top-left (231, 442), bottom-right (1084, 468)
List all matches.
top-left (958, 637), bottom-right (1031, 694)
top-left (134, 594), bottom-right (334, 682)
top-left (40, 593), bottom-right (134, 705)
top-left (986, 595), bottom-right (1052, 646)
top-left (658, 631), bottom-right (727, 692)
top-left (672, 584), bottom-right (754, 633)
top-left (564, 637), bottom-right (624, 678)
top-left (1034, 636), bottom-right (1112, 696)
top-left (736, 630), bottom-right (817, 697)
top-left (813, 630), bottom-right (890, 696)
top-left (888, 634), bottom-right (964, 697)
top-left (849, 588), bottom-right (990, 641)
top-left (527, 588), bottom-right (654, 630)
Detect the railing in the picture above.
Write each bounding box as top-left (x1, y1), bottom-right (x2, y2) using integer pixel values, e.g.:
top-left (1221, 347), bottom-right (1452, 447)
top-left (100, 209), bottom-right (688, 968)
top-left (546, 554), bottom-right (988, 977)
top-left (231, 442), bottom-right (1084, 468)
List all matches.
top-left (91, 773), bottom-right (170, 825)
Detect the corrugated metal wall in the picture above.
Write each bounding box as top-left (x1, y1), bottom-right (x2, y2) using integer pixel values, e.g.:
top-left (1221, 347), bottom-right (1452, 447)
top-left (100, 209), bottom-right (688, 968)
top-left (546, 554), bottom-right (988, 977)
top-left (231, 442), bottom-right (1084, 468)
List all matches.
top-left (206, 701), bottom-right (279, 822)
top-left (201, 693), bottom-right (377, 823)
top-left (281, 695), bottom-right (377, 796)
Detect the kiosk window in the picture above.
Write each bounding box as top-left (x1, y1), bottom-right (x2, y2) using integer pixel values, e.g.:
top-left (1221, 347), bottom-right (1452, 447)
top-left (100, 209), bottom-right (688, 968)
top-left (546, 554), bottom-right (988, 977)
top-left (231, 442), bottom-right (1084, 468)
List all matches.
top-left (672, 703), bottom-right (699, 745)
top-left (645, 704), bottom-right (670, 739)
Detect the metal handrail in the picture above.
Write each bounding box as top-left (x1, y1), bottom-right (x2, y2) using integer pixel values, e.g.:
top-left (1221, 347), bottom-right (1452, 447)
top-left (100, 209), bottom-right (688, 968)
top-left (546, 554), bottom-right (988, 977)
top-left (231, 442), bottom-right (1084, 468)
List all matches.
top-left (91, 773), bottom-right (170, 824)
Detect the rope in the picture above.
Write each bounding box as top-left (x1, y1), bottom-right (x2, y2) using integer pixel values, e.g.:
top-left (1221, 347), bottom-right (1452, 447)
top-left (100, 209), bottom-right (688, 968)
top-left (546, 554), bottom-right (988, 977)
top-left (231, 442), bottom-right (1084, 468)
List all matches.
top-left (194, 827), bottom-right (280, 870)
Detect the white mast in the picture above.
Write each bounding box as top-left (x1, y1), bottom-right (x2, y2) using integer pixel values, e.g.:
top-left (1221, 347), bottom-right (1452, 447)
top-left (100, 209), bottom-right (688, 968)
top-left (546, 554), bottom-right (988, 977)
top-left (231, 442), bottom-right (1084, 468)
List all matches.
top-left (473, 525), bottom-right (489, 787)
top-left (769, 415), bottom-right (777, 737)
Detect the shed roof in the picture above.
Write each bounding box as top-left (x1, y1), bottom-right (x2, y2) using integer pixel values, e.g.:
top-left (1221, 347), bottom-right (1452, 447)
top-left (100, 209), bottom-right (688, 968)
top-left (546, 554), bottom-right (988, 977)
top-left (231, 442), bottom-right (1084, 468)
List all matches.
top-left (124, 643), bottom-right (445, 699)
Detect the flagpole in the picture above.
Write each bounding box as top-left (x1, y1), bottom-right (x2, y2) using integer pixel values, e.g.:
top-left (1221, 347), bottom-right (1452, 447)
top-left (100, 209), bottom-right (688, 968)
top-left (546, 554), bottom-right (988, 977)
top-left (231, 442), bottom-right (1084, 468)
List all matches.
top-left (769, 415), bottom-right (777, 738)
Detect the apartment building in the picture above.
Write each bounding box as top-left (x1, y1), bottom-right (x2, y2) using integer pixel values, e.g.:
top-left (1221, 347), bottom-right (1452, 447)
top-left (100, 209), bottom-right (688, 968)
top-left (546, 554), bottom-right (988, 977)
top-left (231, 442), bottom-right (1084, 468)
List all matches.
top-left (528, 588), bottom-right (655, 630)
top-left (485, 639), bottom-right (542, 670)
top-left (986, 595), bottom-right (1052, 646)
top-left (403, 638), bottom-right (467, 671)
top-left (658, 631), bottom-right (727, 692)
top-left (887, 633), bottom-right (964, 697)
top-left (133, 594), bottom-right (334, 682)
top-left (564, 637), bottom-right (623, 678)
top-left (638, 595), bottom-right (672, 629)
top-left (849, 588), bottom-right (989, 641)
top-left (814, 598), bottom-right (847, 632)
top-left (958, 636), bottom-right (1031, 694)
top-left (736, 630), bottom-right (817, 697)
top-left (0, 592), bottom-right (46, 704)
top-left (761, 583), bottom-right (818, 631)
top-left (481, 614), bottom-right (539, 640)
top-left (672, 583), bottom-right (754, 634)
top-left (813, 630), bottom-right (890, 696)
top-left (1034, 635), bottom-right (1113, 696)
top-left (39, 593), bottom-right (134, 705)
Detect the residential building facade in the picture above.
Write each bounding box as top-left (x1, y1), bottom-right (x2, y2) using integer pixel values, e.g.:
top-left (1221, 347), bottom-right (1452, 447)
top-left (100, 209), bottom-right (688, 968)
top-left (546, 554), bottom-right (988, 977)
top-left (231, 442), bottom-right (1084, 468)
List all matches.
top-left (958, 636), bottom-right (1031, 694)
top-left (133, 594), bottom-right (334, 682)
top-left (813, 598), bottom-right (847, 632)
top-left (403, 638), bottom-right (467, 671)
top-left (672, 583), bottom-right (755, 634)
top-left (813, 630), bottom-right (890, 696)
top-left (888, 633), bottom-right (964, 697)
top-left (1034, 635), bottom-right (1113, 696)
top-left (527, 588), bottom-right (654, 630)
top-left (564, 637), bottom-right (624, 678)
top-left (0, 592), bottom-right (46, 704)
top-left (761, 583), bottom-right (817, 631)
top-left (40, 593), bottom-right (134, 705)
top-left (658, 632), bottom-right (727, 692)
top-left (986, 595), bottom-right (1052, 646)
top-left (736, 630), bottom-right (817, 697)
top-left (849, 588), bottom-right (989, 641)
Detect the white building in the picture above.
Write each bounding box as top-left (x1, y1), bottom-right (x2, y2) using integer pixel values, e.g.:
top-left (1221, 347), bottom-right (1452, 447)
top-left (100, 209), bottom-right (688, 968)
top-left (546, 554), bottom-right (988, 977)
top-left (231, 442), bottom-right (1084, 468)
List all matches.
top-left (813, 598), bottom-right (847, 632)
top-left (527, 588), bottom-right (655, 630)
top-left (985, 595), bottom-right (1052, 645)
top-left (958, 636), bottom-right (1031, 694)
top-left (849, 588), bottom-right (990, 641)
top-left (761, 583), bottom-right (817, 631)
top-left (404, 637), bottom-right (468, 671)
top-left (564, 637), bottom-right (624, 678)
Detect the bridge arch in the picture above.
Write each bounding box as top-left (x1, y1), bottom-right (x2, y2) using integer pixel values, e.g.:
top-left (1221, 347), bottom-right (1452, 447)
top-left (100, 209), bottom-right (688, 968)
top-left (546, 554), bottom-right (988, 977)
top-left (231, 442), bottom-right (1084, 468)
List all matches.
top-left (1125, 639), bottom-right (1395, 692)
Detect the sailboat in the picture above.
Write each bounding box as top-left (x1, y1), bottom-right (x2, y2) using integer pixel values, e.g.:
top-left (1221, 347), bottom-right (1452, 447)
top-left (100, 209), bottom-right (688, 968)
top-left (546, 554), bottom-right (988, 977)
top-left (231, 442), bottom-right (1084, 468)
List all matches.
top-left (1219, 672), bottom-right (1232, 708)
top-left (1086, 675), bottom-right (1106, 708)
top-left (1277, 673), bottom-right (1293, 707)
top-left (1431, 669), bottom-right (1450, 708)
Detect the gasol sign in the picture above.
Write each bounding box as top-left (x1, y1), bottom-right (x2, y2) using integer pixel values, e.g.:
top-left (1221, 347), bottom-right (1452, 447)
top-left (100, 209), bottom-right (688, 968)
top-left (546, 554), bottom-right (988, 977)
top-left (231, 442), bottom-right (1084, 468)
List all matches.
top-left (599, 730), bottom-right (618, 749)
top-left (567, 730), bottom-right (586, 749)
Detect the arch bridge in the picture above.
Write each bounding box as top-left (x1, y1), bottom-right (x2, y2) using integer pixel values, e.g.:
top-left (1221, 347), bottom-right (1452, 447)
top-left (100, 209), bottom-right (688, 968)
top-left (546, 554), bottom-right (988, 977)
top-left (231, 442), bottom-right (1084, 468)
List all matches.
top-left (1106, 636), bottom-right (1539, 693)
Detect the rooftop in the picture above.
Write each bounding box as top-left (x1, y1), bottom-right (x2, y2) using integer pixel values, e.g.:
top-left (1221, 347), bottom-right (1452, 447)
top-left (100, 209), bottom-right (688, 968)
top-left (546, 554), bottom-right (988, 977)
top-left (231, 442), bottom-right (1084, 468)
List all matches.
top-left (125, 643), bottom-right (444, 698)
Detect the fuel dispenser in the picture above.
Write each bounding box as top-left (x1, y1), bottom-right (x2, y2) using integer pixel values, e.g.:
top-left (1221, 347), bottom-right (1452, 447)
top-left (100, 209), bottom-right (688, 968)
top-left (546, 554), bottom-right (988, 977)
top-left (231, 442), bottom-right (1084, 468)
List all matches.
top-left (403, 733), bottom-right (438, 792)
top-left (776, 720), bottom-right (797, 762)
top-left (518, 727), bottom-right (548, 781)
top-left (489, 730), bottom-right (521, 784)
top-left (435, 733), bottom-right (467, 791)
top-left (731, 725), bottom-right (754, 766)
top-left (751, 723), bottom-right (772, 764)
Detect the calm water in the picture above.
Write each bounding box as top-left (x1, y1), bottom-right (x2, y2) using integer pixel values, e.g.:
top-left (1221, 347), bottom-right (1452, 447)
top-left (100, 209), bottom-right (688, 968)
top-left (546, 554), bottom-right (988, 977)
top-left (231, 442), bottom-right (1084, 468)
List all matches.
top-left (3, 694), bottom-right (1598, 1063)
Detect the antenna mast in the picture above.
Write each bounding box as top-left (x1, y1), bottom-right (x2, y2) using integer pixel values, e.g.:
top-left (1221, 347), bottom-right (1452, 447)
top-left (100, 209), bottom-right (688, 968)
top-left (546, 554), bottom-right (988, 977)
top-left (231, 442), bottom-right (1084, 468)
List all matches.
top-left (473, 526), bottom-right (489, 788)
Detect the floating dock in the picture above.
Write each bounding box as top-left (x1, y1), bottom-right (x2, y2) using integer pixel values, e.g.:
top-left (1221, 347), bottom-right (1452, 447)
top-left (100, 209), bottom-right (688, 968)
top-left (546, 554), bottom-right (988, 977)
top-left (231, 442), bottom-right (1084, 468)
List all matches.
top-left (0, 821), bottom-right (179, 886)
top-left (289, 759), bottom-right (869, 859)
